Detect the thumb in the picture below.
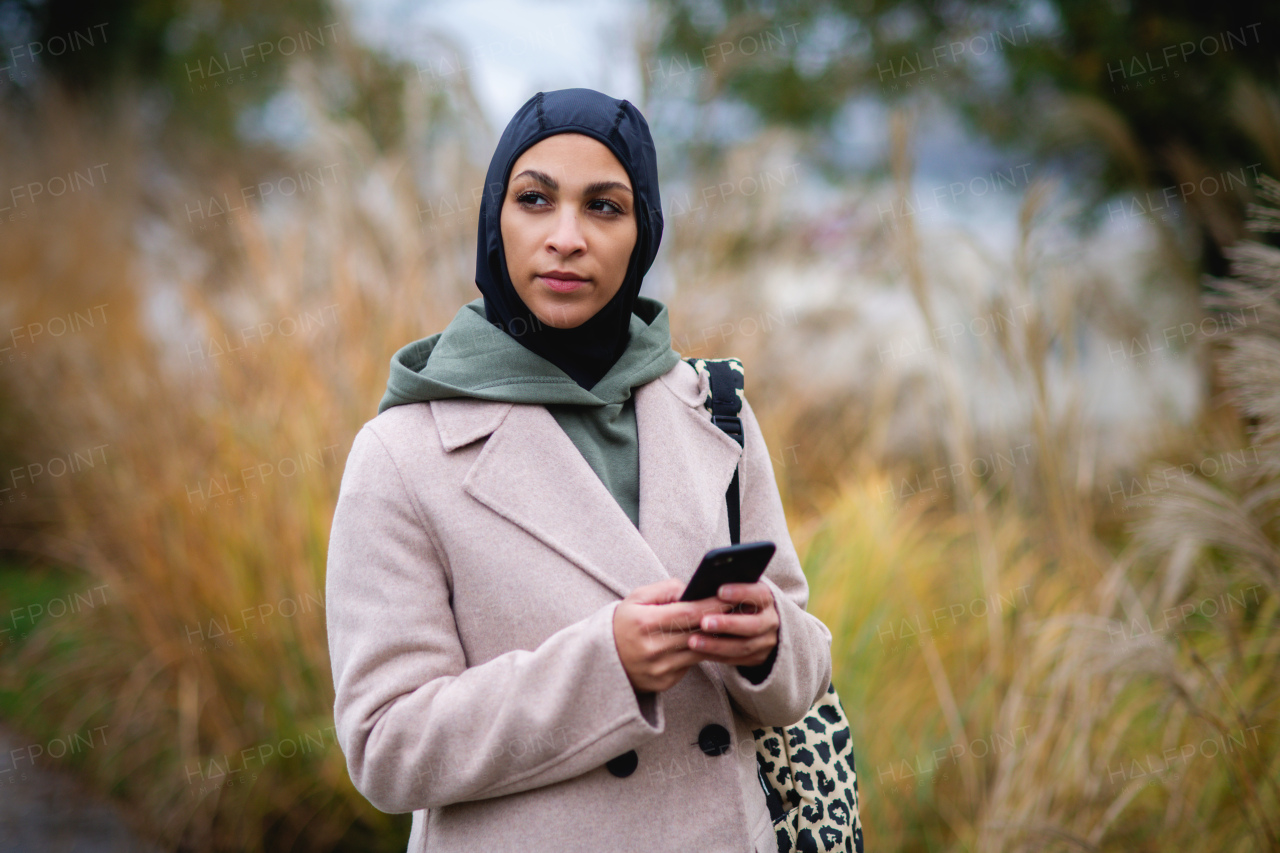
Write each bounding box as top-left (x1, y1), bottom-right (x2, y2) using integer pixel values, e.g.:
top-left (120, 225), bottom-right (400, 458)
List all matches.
top-left (625, 577), bottom-right (685, 605)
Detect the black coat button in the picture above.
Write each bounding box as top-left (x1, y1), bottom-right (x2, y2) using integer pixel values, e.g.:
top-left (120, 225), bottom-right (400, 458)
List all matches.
top-left (697, 723), bottom-right (732, 756)
top-left (605, 749), bottom-right (638, 777)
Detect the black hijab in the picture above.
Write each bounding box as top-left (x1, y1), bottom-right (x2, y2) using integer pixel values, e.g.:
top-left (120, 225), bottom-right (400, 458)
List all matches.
top-left (474, 88), bottom-right (664, 390)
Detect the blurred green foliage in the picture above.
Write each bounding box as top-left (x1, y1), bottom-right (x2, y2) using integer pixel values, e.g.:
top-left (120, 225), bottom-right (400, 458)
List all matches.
top-left (0, 0), bottom-right (410, 152)
top-left (652, 0), bottom-right (1280, 268)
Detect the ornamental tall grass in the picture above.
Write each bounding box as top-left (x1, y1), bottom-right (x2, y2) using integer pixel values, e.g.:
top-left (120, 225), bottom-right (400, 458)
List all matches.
top-left (798, 130), bottom-right (1280, 851)
top-left (0, 82), bottom-right (1275, 853)
top-left (0, 84), bottom-right (466, 850)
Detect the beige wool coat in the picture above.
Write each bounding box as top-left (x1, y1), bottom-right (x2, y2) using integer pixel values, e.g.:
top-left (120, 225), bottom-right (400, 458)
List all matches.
top-left (325, 357), bottom-right (835, 852)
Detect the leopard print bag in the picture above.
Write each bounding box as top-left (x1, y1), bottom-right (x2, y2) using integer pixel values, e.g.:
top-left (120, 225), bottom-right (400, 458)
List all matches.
top-left (686, 357), bottom-right (864, 853)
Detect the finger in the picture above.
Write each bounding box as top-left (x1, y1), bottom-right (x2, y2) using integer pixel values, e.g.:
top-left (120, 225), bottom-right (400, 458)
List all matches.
top-left (642, 622), bottom-right (709, 654)
top-left (648, 599), bottom-right (732, 634)
top-left (687, 631), bottom-right (765, 660)
top-left (688, 630), bottom-right (774, 660)
top-left (627, 578), bottom-right (687, 605)
top-left (699, 610), bottom-right (771, 637)
top-left (641, 615), bottom-right (719, 648)
top-left (636, 607), bottom-right (717, 646)
top-left (716, 582), bottom-right (774, 611)
top-left (685, 598), bottom-right (737, 619)
top-left (716, 581), bottom-right (771, 605)
top-left (656, 648), bottom-right (713, 672)
top-left (690, 647), bottom-right (775, 667)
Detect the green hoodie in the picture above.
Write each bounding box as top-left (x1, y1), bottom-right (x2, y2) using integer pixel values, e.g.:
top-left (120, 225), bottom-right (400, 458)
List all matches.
top-left (379, 296), bottom-right (683, 528)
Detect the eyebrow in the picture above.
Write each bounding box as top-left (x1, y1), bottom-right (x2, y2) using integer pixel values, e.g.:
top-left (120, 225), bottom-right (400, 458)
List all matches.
top-left (584, 180), bottom-right (633, 197)
top-left (512, 169), bottom-right (558, 190)
top-left (511, 170), bottom-right (633, 197)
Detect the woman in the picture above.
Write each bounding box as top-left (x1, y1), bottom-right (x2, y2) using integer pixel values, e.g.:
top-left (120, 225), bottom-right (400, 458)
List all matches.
top-left (326, 88), bottom-right (834, 853)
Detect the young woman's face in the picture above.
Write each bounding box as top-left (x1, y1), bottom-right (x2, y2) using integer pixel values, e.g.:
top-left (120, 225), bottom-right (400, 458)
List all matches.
top-left (500, 133), bottom-right (638, 330)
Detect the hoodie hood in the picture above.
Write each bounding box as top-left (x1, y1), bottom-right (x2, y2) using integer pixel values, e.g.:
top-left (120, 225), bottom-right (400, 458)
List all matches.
top-left (379, 294), bottom-right (681, 415)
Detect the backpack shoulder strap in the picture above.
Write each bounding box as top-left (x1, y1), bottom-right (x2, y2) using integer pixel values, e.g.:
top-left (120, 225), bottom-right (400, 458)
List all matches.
top-left (683, 357), bottom-right (745, 545)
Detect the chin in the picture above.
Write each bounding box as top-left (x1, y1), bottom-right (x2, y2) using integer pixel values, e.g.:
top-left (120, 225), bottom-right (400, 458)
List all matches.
top-left (528, 294), bottom-right (601, 329)
top-left (537, 305), bottom-right (592, 329)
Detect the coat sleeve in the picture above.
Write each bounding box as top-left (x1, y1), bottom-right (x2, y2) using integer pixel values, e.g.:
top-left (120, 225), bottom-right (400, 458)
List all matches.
top-left (711, 394), bottom-right (834, 728)
top-left (326, 424), bottom-right (665, 814)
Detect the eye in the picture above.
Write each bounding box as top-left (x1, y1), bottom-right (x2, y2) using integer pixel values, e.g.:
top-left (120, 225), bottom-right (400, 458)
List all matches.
top-left (589, 198), bottom-right (625, 216)
top-left (516, 190), bottom-right (549, 208)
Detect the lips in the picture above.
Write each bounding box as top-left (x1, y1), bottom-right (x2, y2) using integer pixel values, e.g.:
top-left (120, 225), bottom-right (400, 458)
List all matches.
top-left (538, 271), bottom-right (589, 293)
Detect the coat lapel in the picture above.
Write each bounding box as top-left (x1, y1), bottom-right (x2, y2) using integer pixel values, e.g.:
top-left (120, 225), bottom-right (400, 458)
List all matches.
top-left (635, 365), bottom-right (745, 582)
top-left (434, 362), bottom-right (744, 599)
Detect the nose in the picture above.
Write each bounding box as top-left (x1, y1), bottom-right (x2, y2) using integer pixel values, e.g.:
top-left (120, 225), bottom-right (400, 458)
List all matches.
top-left (545, 207), bottom-right (587, 257)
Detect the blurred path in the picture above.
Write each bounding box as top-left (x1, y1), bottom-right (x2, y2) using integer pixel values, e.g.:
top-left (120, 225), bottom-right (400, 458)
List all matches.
top-left (0, 722), bottom-right (162, 853)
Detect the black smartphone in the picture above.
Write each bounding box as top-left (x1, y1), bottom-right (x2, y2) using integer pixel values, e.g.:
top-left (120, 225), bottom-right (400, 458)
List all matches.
top-left (679, 541), bottom-right (776, 603)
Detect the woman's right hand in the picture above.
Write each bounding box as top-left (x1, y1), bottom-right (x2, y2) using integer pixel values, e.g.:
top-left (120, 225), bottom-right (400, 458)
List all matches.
top-left (612, 578), bottom-right (732, 694)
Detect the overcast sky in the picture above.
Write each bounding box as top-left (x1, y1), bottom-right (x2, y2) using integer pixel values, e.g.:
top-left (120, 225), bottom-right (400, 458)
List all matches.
top-left (346, 0), bottom-right (649, 130)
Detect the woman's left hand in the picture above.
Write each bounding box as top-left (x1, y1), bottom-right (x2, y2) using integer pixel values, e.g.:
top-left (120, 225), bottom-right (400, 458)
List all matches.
top-left (686, 582), bottom-right (778, 667)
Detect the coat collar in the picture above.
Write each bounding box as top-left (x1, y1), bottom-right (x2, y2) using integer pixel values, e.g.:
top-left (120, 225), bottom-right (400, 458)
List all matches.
top-left (428, 361), bottom-right (744, 597)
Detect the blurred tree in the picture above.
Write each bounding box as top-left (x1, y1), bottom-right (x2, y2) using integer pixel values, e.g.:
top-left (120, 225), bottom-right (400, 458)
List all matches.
top-left (0, 0), bottom-right (410, 152)
top-left (650, 0), bottom-right (1280, 273)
